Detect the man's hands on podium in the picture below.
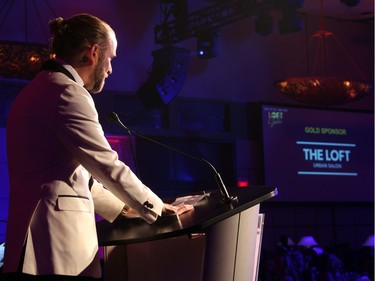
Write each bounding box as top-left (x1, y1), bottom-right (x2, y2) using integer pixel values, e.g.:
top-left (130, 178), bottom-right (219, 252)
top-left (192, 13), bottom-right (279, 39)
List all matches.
top-left (162, 203), bottom-right (194, 216)
top-left (117, 203), bottom-right (194, 220)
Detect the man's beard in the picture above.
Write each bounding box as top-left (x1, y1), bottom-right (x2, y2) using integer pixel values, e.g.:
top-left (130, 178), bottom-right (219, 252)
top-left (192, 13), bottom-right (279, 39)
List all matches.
top-left (90, 55), bottom-right (106, 94)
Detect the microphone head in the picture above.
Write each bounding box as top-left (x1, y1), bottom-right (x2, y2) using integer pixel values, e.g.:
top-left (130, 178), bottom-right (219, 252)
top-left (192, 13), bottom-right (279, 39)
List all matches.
top-left (107, 112), bottom-right (119, 123)
top-left (106, 111), bottom-right (130, 131)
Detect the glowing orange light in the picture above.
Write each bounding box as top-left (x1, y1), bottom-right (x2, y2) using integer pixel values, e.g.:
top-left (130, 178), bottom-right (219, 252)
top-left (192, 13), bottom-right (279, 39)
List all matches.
top-left (29, 55), bottom-right (40, 63)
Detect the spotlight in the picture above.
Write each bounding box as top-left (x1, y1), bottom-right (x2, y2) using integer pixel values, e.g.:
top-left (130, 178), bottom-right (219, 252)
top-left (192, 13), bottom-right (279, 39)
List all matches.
top-left (255, 14), bottom-right (273, 36)
top-left (196, 30), bottom-right (220, 59)
top-left (340, 0), bottom-right (360, 6)
top-left (137, 46), bottom-right (190, 109)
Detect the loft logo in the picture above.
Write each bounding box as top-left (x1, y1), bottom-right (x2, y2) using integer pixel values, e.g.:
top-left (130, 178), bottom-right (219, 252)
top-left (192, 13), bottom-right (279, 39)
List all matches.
top-left (268, 110), bottom-right (284, 127)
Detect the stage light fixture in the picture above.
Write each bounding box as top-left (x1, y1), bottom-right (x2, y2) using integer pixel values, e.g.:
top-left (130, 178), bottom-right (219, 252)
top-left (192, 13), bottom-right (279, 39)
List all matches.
top-left (196, 30), bottom-right (220, 59)
top-left (137, 46), bottom-right (190, 109)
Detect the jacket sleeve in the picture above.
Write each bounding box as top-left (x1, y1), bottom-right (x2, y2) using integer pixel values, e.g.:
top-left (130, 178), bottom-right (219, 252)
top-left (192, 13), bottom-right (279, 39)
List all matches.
top-left (53, 82), bottom-right (163, 223)
top-left (91, 178), bottom-right (124, 223)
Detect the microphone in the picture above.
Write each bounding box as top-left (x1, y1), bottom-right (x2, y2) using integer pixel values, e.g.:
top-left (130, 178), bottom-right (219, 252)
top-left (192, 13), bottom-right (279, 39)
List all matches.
top-left (108, 113), bottom-right (141, 179)
top-left (107, 111), bottom-right (237, 203)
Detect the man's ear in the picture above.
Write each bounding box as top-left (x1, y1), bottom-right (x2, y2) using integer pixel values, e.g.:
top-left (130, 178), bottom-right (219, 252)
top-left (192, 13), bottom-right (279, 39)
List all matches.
top-left (89, 44), bottom-right (100, 62)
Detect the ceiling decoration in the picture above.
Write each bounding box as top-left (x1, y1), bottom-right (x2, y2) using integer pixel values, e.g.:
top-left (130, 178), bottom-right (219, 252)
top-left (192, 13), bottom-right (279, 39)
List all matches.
top-left (274, 0), bottom-right (373, 106)
top-left (0, 0), bottom-right (56, 80)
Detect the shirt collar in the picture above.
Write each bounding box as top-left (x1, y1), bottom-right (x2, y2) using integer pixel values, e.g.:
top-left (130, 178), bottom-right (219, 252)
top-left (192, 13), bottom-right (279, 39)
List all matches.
top-left (55, 58), bottom-right (84, 87)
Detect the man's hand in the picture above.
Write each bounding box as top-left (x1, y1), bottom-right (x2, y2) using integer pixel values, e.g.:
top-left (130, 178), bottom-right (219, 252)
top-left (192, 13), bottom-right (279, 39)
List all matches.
top-left (162, 203), bottom-right (194, 216)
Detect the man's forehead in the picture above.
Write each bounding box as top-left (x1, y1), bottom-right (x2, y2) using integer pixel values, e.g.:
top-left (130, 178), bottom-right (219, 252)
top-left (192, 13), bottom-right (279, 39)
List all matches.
top-left (108, 29), bottom-right (117, 55)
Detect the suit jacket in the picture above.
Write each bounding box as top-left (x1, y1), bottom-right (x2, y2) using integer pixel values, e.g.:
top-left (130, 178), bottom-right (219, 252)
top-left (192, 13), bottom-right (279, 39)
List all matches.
top-left (3, 64), bottom-right (164, 277)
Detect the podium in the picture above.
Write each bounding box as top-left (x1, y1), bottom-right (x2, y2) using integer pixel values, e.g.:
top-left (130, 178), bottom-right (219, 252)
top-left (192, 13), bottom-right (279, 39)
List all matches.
top-left (96, 186), bottom-right (277, 281)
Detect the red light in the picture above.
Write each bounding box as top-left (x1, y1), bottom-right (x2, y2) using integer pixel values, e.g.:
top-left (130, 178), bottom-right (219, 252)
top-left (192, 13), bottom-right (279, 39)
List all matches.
top-left (237, 180), bottom-right (248, 188)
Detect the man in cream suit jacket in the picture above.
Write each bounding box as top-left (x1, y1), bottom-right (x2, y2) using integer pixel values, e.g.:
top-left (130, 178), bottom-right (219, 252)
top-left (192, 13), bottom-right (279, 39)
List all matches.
top-left (3, 13), bottom-right (184, 280)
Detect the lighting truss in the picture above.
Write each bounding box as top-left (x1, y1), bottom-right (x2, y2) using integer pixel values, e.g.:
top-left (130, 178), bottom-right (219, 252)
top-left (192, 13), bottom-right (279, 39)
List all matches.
top-left (154, 0), bottom-right (275, 45)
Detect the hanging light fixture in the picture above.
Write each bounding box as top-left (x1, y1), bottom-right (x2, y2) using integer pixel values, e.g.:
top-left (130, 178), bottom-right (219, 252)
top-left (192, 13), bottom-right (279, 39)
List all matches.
top-left (0, 0), bottom-right (56, 80)
top-left (274, 1), bottom-right (373, 106)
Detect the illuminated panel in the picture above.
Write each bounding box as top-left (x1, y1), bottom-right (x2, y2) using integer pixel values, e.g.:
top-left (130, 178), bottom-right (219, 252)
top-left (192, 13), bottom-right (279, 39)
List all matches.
top-left (261, 105), bottom-right (374, 202)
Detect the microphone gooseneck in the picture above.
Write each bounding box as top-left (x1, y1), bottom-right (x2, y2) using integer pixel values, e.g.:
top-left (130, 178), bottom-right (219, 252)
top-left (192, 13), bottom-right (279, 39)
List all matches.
top-left (107, 111), bottom-right (237, 203)
top-left (107, 112), bottom-right (140, 178)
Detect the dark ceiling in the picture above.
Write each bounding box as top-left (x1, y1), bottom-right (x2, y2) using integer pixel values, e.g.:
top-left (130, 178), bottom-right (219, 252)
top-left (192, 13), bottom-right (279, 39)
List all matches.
top-left (300, 0), bottom-right (374, 23)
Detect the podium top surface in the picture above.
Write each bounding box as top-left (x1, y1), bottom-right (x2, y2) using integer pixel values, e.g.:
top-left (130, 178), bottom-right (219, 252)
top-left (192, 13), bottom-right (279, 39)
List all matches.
top-left (97, 185), bottom-right (277, 246)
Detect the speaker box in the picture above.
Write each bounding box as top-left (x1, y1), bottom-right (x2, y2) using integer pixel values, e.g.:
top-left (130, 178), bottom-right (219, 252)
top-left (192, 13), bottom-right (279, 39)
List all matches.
top-left (137, 46), bottom-right (190, 109)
